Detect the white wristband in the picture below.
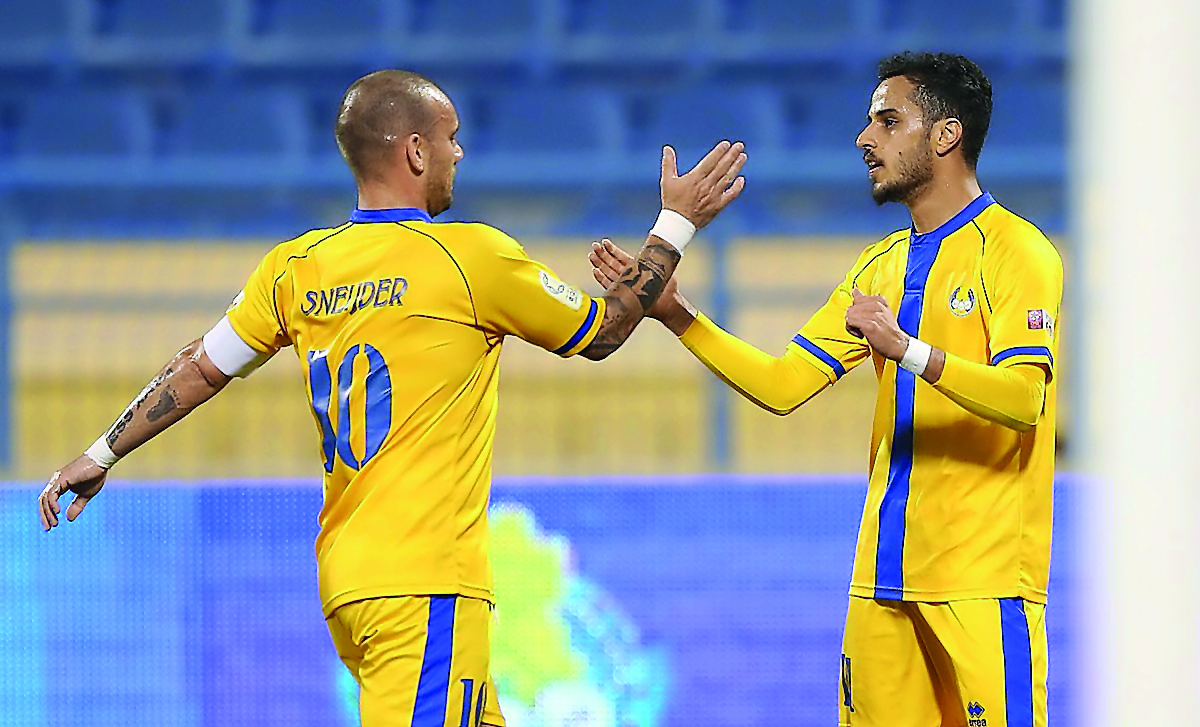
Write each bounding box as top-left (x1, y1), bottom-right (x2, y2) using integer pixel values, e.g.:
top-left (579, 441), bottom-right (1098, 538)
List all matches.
top-left (648, 209), bottom-right (696, 253)
top-left (84, 436), bottom-right (119, 470)
top-left (899, 337), bottom-right (933, 376)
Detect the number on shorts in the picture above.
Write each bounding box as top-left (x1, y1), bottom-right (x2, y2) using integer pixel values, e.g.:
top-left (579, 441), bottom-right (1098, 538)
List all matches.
top-left (460, 678), bottom-right (488, 727)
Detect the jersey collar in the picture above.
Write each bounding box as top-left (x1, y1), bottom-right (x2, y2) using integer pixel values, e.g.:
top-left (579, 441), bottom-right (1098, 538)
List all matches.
top-left (350, 208), bottom-right (434, 224)
top-left (910, 192), bottom-right (995, 245)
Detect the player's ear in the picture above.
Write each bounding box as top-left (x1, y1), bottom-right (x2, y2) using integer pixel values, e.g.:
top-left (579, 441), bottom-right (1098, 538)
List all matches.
top-left (404, 133), bottom-right (425, 174)
top-left (934, 117), bottom-right (964, 158)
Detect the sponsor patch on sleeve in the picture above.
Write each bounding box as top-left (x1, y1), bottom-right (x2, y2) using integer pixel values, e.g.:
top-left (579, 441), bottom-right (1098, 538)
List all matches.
top-left (1027, 309), bottom-right (1055, 335)
top-left (539, 271), bottom-right (584, 310)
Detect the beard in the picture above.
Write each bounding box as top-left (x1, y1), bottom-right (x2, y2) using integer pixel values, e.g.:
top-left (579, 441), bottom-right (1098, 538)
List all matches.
top-left (427, 163), bottom-right (456, 217)
top-left (870, 142), bottom-right (934, 206)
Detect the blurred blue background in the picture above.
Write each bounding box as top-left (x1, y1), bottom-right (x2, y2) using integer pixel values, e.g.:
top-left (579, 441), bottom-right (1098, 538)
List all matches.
top-left (0, 2), bottom-right (1072, 725)
top-left (0, 477), bottom-right (1080, 727)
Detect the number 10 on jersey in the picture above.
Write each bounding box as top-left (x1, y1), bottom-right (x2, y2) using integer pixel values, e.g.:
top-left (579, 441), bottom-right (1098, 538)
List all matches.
top-left (307, 345), bottom-right (393, 473)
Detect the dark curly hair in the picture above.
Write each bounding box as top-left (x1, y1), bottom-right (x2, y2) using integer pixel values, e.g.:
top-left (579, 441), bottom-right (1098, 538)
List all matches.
top-left (877, 52), bottom-right (992, 169)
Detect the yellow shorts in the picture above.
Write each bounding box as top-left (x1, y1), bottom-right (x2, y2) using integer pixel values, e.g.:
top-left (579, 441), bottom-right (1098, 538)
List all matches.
top-left (839, 597), bottom-right (1047, 727)
top-left (327, 595), bottom-right (506, 727)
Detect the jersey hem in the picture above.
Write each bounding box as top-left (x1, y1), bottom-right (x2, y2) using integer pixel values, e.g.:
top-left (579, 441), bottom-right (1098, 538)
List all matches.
top-left (322, 583), bottom-right (495, 618)
top-left (848, 583), bottom-right (1048, 604)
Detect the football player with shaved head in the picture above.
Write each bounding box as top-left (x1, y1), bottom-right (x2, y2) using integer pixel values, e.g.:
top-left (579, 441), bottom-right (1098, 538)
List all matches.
top-left (38, 69), bottom-right (747, 726)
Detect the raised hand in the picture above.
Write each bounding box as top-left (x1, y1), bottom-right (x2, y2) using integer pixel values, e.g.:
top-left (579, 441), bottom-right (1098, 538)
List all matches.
top-left (39, 455), bottom-right (107, 531)
top-left (660, 142), bottom-right (747, 230)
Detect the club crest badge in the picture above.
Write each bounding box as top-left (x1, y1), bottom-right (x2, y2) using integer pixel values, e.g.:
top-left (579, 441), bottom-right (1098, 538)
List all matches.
top-left (948, 286), bottom-right (975, 317)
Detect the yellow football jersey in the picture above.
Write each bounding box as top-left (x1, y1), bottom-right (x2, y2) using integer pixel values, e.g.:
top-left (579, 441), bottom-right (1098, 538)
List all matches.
top-left (226, 208), bottom-right (605, 615)
top-left (792, 193), bottom-right (1062, 603)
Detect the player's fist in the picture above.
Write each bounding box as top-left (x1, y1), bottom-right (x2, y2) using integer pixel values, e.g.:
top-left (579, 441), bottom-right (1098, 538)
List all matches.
top-left (39, 455), bottom-right (108, 531)
top-left (845, 288), bottom-right (908, 361)
top-left (659, 141), bottom-right (747, 230)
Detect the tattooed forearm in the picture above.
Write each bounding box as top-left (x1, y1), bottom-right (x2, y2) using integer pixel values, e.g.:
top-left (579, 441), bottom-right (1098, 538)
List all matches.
top-left (147, 388), bottom-right (179, 423)
top-left (96, 338), bottom-right (230, 457)
top-left (580, 240), bottom-right (681, 360)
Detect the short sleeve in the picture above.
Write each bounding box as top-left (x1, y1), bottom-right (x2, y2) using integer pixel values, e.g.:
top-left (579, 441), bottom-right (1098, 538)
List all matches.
top-left (789, 245), bottom-right (878, 383)
top-left (226, 245), bottom-right (292, 355)
top-left (983, 231), bottom-right (1063, 378)
top-left (463, 226), bottom-right (605, 357)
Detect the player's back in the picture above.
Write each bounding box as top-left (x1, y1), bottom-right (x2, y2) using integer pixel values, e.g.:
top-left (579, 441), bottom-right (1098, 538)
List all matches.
top-left (226, 210), bottom-right (605, 616)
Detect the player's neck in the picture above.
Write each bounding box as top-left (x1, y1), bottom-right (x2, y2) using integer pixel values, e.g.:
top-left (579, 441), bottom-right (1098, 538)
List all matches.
top-left (906, 175), bottom-right (984, 235)
top-left (356, 184), bottom-right (429, 214)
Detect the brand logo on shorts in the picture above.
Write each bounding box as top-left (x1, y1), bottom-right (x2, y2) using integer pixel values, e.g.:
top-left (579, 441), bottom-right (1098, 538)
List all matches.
top-left (949, 286), bottom-right (976, 317)
top-left (967, 701), bottom-right (987, 726)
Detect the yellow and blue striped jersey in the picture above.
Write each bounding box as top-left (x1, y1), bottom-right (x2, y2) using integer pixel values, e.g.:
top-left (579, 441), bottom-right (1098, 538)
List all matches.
top-left (226, 208), bottom-right (605, 615)
top-left (792, 193), bottom-right (1062, 603)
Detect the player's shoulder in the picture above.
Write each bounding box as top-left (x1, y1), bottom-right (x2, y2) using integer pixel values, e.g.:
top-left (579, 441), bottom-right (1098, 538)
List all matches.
top-left (978, 203), bottom-right (1061, 264)
top-left (851, 228), bottom-right (910, 269)
top-left (262, 222), bottom-right (356, 268)
top-left (426, 220), bottom-right (527, 264)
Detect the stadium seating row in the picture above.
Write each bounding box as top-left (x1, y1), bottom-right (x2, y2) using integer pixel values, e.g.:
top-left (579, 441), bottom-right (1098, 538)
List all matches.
top-left (0, 77), bottom-right (1064, 165)
top-left (1, 0), bottom-right (1065, 69)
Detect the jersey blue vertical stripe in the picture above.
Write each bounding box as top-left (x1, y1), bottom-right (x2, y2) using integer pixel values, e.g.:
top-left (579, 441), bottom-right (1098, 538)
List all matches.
top-left (1001, 598), bottom-right (1034, 727)
top-left (792, 334), bottom-right (847, 379)
top-left (873, 192), bottom-right (995, 599)
top-left (552, 299), bottom-right (598, 355)
top-left (991, 346), bottom-right (1054, 366)
top-left (874, 235), bottom-right (942, 598)
top-left (413, 596), bottom-right (457, 727)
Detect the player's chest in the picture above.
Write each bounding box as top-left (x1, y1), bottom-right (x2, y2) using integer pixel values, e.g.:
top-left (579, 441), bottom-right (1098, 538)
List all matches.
top-left (869, 237), bottom-right (988, 344)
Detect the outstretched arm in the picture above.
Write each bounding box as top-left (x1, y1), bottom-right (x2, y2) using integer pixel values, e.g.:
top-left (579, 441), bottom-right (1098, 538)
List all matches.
top-left (38, 338), bottom-right (232, 530)
top-left (578, 141), bottom-right (746, 360)
top-left (588, 240), bottom-right (835, 414)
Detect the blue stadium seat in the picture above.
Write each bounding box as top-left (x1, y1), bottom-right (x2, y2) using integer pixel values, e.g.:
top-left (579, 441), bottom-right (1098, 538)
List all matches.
top-left (397, 0), bottom-right (537, 65)
top-left (229, 0), bottom-right (386, 65)
top-left (633, 85), bottom-right (779, 164)
top-left (480, 87), bottom-right (617, 154)
top-left (721, 0), bottom-right (856, 38)
top-left (410, 0), bottom-right (536, 36)
top-left (559, 0), bottom-right (707, 63)
top-left (253, 0), bottom-right (384, 42)
top-left (92, 0), bottom-right (227, 41)
top-left (0, 0), bottom-right (71, 65)
top-left (171, 88), bottom-right (305, 157)
top-left (779, 79), bottom-right (873, 150)
top-left (988, 73), bottom-right (1065, 147)
top-left (14, 89), bottom-right (148, 157)
top-left (880, 0), bottom-right (1018, 43)
top-left (79, 0), bottom-right (227, 65)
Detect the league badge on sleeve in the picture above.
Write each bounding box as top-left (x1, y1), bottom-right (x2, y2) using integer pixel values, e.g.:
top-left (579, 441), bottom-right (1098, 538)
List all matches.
top-left (539, 271), bottom-right (584, 311)
top-left (1027, 309), bottom-right (1055, 335)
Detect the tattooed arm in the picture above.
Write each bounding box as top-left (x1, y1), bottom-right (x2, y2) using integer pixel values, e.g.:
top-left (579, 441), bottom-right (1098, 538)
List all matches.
top-left (38, 339), bottom-right (232, 530)
top-left (579, 140), bottom-right (746, 360)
